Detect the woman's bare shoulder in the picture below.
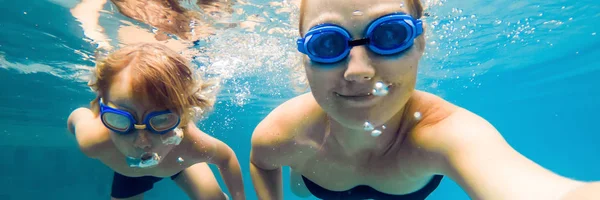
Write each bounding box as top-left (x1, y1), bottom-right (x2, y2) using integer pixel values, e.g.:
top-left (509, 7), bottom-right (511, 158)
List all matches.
top-left (404, 90), bottom-right (477, 157)
top-left (250, 93), bottom-right (323, 163)
top-left (254, 93), bottom-right (321, 140)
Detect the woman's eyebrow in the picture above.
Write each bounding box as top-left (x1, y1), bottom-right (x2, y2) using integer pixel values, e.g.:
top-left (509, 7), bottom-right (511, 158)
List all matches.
top-left (305, 13), bottom-right (345, 31)
top-left (366, 3), bottom-right (410, 19)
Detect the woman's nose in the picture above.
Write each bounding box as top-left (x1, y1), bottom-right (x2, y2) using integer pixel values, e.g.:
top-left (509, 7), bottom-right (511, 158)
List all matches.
top-left (343, 46), bottom-right (375, 82)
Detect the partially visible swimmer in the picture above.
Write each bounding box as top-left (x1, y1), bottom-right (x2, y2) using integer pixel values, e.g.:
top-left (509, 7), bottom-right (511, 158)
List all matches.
top-left (249, 0), bottom-right (600, 199)
top-left (70, 0), bottom-right (236, 54)
top-left (67, 43), bottom-right (245, 200)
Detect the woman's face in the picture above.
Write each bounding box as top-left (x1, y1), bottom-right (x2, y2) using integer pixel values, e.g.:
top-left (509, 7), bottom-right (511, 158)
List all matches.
top-left (300, 0), bottom-right (426, 129)
top-left (104, 68), bottom-right (181, 168)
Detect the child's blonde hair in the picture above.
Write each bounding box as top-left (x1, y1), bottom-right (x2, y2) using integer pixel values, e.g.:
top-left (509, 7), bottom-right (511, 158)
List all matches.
top-left (88, 43), bottom-right (218, 126)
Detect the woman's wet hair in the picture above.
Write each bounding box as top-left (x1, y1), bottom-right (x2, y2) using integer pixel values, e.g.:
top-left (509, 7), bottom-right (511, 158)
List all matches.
top-left (88, 43), bottom-right (218, 126)
top-left (298, 0), bottom-right (424, 36)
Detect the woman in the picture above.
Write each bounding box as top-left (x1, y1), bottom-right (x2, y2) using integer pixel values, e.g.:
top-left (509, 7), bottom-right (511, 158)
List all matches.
top-left (249, 0), bottom-right (597, 199)
top-left (67, 43), bottom-right (245, 200)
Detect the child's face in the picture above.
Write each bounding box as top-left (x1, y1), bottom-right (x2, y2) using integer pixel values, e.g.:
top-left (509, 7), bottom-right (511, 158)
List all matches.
top-left (105, 67), bottom-right (181, 168)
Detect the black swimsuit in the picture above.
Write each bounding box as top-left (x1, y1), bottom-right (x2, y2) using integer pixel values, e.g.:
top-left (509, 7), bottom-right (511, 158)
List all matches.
top-left (111, 171), bottom-right (182, 198)
top-left (302, 175), bottom-right (444, 200)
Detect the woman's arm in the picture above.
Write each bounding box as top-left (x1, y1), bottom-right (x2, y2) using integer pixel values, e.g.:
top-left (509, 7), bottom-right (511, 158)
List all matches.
top-left (249, 93), bottom-right (320, 200)
top-left (249, 112), bottom-right (304, 200)
top-left (425, 108), bottom-right (586, 199)
top-left (561, 181), bottom-right (600, 199)
top-left (250, 137), bottom-right (285, 200)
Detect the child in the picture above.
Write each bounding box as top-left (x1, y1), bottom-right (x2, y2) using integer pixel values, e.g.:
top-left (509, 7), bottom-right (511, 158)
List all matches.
top-left (68, 43), bottom-right (244, 200)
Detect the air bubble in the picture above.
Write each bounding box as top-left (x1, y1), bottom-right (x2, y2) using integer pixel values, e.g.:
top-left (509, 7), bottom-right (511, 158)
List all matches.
top-left (126, 152), bottom-right (160, 168)
top-left (414, 112), bottom-right (422, 121)
top-left (372, 81), bottom-right (389, 96)
top-left (371, 130), bottom-right (382, 137)
top-left (161, 128), bottom-right (183, 145)
top-left (363, 121), bottom-right (374, 131)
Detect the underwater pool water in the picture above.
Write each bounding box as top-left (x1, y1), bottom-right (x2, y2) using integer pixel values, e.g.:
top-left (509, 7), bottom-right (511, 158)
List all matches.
top-left (0, 0), bottom-right (599, 199)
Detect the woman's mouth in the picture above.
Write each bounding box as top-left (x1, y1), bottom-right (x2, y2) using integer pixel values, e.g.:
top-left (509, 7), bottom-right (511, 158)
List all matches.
top-left (334, 92), bottom-right (377, 102)
top-left (335, 83), bottom-right (393, 98)
top-left (333, 83), bottom-right (393, 106)
top-left (335, 92), bottom-right (372, 98)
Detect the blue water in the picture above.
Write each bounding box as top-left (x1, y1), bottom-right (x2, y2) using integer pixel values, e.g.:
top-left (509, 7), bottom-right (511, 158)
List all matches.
top-left (1, 0), bottom-right (599, 199)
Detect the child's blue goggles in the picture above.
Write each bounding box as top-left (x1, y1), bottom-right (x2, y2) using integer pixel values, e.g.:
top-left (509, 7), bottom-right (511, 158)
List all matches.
top-left (99, 98), bottom-right (180, 135)
top-left (297, 13), bottom-right (423, 64)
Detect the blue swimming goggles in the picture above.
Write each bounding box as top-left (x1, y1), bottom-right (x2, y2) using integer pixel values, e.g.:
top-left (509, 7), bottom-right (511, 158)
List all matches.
top-left (99, 98), bottom-right (180, 135)
top-left (297, 13), bottom-right (423, 64)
